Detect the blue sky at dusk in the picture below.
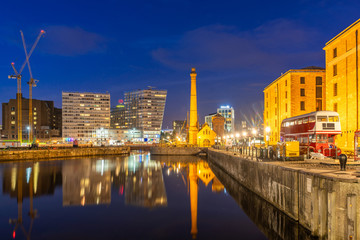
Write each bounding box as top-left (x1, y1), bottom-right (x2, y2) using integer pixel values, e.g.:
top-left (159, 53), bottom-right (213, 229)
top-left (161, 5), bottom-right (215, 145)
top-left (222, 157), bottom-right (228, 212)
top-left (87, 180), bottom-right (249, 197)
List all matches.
top-left (1, 0), bottom-right (359, 128)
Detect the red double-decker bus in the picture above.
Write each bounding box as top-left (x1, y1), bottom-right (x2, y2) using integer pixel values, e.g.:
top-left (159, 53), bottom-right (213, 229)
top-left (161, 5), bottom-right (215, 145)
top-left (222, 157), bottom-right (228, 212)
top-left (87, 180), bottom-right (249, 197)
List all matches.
top-left (280, 111), bottom-right (341, 157)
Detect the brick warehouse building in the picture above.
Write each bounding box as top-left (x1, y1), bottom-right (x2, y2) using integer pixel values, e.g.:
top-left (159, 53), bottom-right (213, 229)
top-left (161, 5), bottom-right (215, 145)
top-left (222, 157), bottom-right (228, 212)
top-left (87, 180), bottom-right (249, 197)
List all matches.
top-left (323, 19), bottom-right (360, 151)
top-left (263, 67), bottom-right (326, 145)
top-left (2, 94), bottom-right (62, 140)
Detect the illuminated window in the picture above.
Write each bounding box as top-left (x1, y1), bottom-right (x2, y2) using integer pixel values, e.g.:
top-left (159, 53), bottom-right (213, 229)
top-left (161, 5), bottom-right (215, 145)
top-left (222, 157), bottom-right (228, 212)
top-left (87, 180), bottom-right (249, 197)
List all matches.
top-left (11, 111), bottom-right (15, 115)
top-left (300, 77), bottom-right (305, 84)
top-left (333, 65), bottom-right (337, 76)
top-left (34, 108), bottom-right (36, 111)
top-left (34, 121), bottom-right (37, 125)
top-left (34, 117), bottom-right (37, 120)
top-left (34, 112), bottom-right (37, 115)
top-left (333, 48), bottom-right (337, 58)
top-left (11, 121), bottom-right (15, 124)
top-left (333, 83), bottom-right (338, 96)
top-left (300, 88), bottom-right (305, 96)
top-left (300, 101), bottom-right (305, 111)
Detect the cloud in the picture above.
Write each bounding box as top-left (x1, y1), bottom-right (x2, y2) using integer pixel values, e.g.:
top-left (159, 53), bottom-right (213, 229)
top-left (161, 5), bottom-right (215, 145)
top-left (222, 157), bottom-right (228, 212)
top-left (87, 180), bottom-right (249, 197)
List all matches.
top-left (41, 26), bottom-right (107, 56)
top-left (151, 19), bottom-right (324, 73)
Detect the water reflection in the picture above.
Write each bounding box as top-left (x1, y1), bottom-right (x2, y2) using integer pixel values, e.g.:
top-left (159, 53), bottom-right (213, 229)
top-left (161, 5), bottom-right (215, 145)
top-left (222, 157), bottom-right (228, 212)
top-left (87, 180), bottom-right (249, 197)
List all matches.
top-left (0, 153), bottom-right (272, 240)
top-left (63, 159), bottom-right (111, 206)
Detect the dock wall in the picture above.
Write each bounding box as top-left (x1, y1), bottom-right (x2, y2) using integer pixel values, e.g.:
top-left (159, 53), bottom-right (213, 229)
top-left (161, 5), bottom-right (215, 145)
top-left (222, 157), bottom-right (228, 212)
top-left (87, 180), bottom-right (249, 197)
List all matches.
top-left (0, 146), bottom-right (130, 161)
top-left (207, 148), bottom-right (360, 239)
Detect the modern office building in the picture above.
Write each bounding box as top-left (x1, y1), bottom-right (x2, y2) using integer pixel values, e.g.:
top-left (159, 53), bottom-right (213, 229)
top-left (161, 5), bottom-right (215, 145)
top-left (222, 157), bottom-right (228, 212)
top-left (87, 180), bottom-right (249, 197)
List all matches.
top-left (204, 113), bottom-right (216, 129)
top-left (124, 87), bottom-right (167, 142)
top-left (2, 94), bottom-right (61, 140)
top-left (217, 106), bottom-right (235, 133)
top-left (62, 92), bottom-right (110, 142)
top-left (323, 18), bottom-right (360, 151)
top-left (110, 101), bottom-right (126, 129)
top-left (263, 67), bottom-right (326, 144)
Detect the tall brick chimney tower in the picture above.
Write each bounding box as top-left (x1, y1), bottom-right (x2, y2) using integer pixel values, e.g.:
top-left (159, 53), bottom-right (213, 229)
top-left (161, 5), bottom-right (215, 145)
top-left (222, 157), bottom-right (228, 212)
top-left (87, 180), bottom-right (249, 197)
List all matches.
top-left (189, 68), bottom-right (198, 145)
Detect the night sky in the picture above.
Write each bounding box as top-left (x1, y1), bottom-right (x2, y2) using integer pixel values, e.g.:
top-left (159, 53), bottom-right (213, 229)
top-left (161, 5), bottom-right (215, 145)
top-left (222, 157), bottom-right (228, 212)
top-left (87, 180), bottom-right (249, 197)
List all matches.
top-left (1, 0), bottom-right (359, 128)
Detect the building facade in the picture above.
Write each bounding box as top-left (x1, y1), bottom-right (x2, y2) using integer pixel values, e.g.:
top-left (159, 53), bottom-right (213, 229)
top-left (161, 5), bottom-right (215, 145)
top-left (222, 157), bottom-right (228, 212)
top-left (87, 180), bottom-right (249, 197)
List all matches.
top-left (204, 113), bottom-right (216, 129)
top-left (211, 113), bottom-right (225, 138)
top-left (62, 92), bottom-right (110, 142)
top-left (323, 19), bottom-right (360, 151)
top-left (263, 67), bottom-right (326, 145)
top-left (2, 94), bottom-right (61, 140)
top-left (217, 106), bottom-right (235, 133)
top-left (124, 88), bottom-right (167, 142)
top-left (110, 103), bottom-right (126, 129)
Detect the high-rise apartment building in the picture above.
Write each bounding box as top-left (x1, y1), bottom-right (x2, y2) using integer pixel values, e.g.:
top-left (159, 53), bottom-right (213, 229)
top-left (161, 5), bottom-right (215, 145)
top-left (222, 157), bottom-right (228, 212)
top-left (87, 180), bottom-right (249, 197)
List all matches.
top-left (263, 67), bottom-right (326, 144)
top-left (62, 92), bottom-right (110, 141)
top-left (217, 106), bottom-right (235, 133)
top-left (124, 88), bottom-right (167, 142)
top-left (323, 18), bottom-right (360, 150)
top-left (2, 94), bottom-right (61, 140)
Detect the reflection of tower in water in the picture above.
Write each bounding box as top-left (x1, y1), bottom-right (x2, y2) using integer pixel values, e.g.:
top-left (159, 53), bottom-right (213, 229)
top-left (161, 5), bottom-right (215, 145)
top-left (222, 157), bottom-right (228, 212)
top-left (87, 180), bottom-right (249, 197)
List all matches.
top-left (188, 161), bottom-right (218, 239)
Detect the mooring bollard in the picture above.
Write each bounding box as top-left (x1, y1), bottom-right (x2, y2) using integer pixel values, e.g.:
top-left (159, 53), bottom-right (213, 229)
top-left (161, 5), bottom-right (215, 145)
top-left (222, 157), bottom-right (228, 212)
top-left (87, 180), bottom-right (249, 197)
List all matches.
top-left (339, 154), bottom-right (347, 171)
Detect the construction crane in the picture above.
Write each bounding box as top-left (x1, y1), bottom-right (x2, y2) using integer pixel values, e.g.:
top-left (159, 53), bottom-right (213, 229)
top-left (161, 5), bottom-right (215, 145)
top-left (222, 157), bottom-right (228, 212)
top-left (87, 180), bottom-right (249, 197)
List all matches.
top-left (9, 30), bottom-right (45, 143)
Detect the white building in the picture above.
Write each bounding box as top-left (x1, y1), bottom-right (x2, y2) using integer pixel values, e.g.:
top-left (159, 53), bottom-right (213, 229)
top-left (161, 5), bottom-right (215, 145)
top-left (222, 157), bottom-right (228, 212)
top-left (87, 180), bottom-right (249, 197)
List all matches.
top-left (124, 87), bottom-right (167, 142)
top-left (217, 105), bottom-right (235, 133)
top-left (62, 92), bottom-right (110, 143)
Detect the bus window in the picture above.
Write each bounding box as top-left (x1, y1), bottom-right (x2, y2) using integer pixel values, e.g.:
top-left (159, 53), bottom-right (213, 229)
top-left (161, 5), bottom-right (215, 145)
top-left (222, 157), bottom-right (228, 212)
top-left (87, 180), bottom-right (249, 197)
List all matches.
top-left (298, 119), bottom-right (303, 124)
top-left (328, 136), bottom-right (334, 143)
top-left (303, 118), bottom-right (308, 123)
top-left (295, 120), bottom-right (298, 125)
top-left (282, 122), bottom-right (285, 127)
top-left (285, 122), bottom-right (290, 127)
top-left (328, 116), bottom-right (339, 122)
top-left (309, 134), bottom-right (316, 143)
top-left (309, 116), bottom-right (315, 123)
top-left (317, 116), bottom-right (327, 122)
top-left (289, 121), bottom-right (294, 126)
top-left (316, 134), bottom-right (327, 143)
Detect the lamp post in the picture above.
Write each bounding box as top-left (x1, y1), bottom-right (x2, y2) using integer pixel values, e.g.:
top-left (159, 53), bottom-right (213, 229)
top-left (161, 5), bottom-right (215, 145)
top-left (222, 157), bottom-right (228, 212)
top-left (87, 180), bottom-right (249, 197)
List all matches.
top-left (265, 127), bottom-right (271, 147)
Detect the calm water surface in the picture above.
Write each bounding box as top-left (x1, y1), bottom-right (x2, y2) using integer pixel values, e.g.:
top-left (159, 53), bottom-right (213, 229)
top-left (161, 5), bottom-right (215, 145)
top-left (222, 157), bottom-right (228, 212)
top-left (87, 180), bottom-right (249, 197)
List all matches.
top-left (0, 152), bottom-right (268, 240)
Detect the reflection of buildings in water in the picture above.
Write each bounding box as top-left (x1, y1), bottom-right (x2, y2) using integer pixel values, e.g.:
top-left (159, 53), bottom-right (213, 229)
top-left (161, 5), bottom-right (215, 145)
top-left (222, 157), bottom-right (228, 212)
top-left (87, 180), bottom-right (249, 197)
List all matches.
top-left (161, 158), bottom-right (218, 240)
top-left (211, 177), bottom-right (224, 193)
top-left (125, 153), bottom-right (167, 208)
top-left (3, 162), bottom-right (62, 198)
top-left (3, 162), bottom-right (62, 239)
top-left (62, 159), bottom-right (111, 206)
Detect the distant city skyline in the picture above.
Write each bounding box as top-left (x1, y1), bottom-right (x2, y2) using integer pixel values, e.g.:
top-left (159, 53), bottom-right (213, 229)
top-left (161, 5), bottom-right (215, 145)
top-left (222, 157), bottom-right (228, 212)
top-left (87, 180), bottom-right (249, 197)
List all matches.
top-left (0, 1), bottom-right (359, 128)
